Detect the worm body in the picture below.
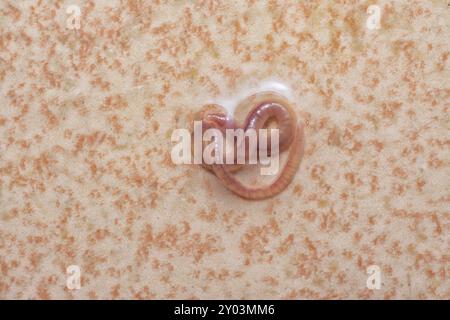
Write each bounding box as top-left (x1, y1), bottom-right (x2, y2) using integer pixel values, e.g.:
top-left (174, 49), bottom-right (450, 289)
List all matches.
top-left (196, 91), bottom-right (305, 200)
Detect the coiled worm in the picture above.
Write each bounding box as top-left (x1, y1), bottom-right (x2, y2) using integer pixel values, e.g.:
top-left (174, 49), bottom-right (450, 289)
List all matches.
top-left (195, 91), bottom-right (305, 200)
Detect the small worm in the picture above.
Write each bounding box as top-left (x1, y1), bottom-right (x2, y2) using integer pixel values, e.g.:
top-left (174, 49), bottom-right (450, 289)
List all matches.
top-left (196, 91), bottom-right (305, 200)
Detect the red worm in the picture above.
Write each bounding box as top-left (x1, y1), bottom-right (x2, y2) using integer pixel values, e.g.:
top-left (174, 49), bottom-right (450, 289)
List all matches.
top-left (196, 91), bottom-right (305, 200)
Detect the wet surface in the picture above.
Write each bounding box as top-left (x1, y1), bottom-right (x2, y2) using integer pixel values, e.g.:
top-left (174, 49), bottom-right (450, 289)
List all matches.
top-left (0, 0), bottom-right (448, 299)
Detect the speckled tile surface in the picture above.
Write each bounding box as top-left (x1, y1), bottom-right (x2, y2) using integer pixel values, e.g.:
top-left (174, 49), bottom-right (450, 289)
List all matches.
top-left (0, 0), bottom-right (449, 299)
